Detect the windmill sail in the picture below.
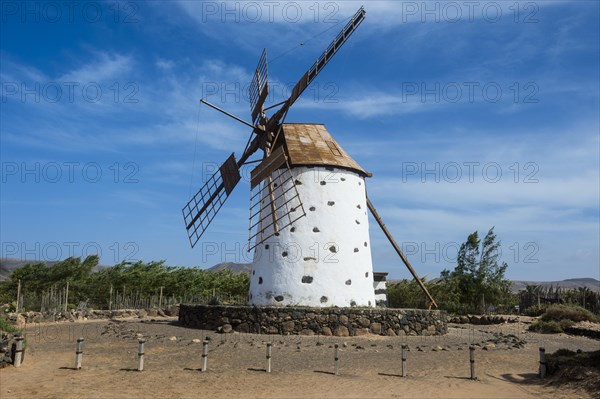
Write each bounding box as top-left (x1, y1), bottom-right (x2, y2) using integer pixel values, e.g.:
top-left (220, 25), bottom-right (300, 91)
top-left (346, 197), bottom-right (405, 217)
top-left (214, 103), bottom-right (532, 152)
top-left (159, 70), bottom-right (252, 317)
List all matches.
top-left (184, 6), bottom-right (367, 250)
top-left (249, 48), bottom-right (269, 124)
top-left (182, 153), bottom-right (241, 248)
top-left (248, 158), bottom-right (305, 250)
top-left (268, 7), bottom-right (366, 127)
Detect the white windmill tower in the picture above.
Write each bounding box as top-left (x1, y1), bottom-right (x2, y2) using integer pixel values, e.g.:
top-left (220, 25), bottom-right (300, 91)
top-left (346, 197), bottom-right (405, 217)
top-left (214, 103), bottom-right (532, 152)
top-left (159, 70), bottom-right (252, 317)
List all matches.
top-left (182, 7), bottom-right (438, 309)
top-left (248, 123), bottom-right (374, 307)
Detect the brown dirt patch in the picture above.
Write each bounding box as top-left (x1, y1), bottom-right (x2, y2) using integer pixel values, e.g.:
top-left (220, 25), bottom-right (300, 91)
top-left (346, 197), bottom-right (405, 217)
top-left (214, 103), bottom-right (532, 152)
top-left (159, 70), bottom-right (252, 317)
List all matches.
top-left (1, 318), bottom-right (598, 398)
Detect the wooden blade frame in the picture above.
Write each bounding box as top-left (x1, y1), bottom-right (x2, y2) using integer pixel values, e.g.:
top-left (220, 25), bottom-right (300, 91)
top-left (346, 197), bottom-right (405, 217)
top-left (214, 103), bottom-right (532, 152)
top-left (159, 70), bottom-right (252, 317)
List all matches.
top-left (183, 154), bottom-right (241, 248)
top-left (366, 196), bottom-right (439, 309)
top-left (248, 158), bottom-right (306, 250)
top-left (268, 6), bottom-right (366, 126)
top-left (249, 48), bottom-right (269, 124)
top-left (250, 145), bottom-right (287, 236)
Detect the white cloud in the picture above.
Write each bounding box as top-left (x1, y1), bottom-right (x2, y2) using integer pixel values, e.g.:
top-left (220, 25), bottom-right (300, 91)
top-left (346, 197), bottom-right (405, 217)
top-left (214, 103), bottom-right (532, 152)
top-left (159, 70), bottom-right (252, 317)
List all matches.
top-left (59, 52), bottom-right (133, 83)
top-left (296, 91), bottom-right (444, 118)
top-left (1, 51), bottom-right (257, 153)
top-left (156, 58), bottom-right (175, 70)
top-left (361, 125), bottom-right (599, 279)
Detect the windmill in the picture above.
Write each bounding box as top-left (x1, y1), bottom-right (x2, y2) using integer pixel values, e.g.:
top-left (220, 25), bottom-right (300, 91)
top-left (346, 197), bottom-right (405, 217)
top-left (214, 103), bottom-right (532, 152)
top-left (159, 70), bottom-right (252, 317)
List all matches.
top-left (182, 7), bottom-right (437, 309)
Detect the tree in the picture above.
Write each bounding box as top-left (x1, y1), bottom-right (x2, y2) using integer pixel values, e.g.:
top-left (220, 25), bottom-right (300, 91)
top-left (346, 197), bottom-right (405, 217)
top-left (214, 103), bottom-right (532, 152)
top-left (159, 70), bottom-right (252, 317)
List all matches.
top-left (441, 227), bottom-right (510, 313)
top-left (387, 278), bottom-right (430, 309)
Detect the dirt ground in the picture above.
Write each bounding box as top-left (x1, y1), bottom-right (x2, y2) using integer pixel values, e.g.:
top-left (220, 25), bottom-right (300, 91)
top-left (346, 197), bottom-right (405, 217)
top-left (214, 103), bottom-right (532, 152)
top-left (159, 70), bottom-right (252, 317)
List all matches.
top-left (1, 317), bottom-right (599, 399)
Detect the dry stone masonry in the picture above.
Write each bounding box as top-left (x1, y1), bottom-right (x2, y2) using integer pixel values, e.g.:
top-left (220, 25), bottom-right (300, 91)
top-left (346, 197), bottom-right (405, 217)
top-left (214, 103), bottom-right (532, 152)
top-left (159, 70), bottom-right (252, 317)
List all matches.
top-left (3, 305), bottom-right (179, 324)
top-left (179, 305), bottom-right (447, 336)
top-left (0, 332), bottom-right (19, 368)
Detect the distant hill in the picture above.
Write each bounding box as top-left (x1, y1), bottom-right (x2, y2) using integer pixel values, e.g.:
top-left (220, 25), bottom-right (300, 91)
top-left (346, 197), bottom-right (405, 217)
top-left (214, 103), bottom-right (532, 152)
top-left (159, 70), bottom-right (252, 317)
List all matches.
top-left (206, 262), bottom-right (252, 274)
top-left (510, 278), bottom-right (599, 293)
top-left (380, 277), bottom-right (599, 294)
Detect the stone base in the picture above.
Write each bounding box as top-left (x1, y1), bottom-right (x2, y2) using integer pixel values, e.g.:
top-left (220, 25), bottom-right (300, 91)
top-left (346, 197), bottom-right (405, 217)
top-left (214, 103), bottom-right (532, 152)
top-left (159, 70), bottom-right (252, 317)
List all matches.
top-left (178, 305), bottom-right (447, 336)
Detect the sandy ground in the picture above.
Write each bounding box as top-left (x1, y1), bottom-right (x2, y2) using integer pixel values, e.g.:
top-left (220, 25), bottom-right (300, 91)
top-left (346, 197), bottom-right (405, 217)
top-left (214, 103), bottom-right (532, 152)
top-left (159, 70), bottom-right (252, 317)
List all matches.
top-left (1, 317), bottom-right (598, 399)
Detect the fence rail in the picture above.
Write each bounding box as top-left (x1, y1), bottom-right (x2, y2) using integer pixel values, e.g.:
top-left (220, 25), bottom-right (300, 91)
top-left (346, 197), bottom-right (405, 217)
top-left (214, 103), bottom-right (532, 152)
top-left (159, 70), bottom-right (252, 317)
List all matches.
top-left (16, 284), bottom-right (247, 312)
top-left (8, 282), bottom-right (600, 315)
top-left (519, 285), bottom-right (600, 315)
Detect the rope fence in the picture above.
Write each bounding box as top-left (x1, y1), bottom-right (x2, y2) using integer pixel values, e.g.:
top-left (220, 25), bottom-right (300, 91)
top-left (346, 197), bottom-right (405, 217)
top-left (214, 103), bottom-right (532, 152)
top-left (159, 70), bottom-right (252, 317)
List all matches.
top-left (53, 328), bottom-right (550, 382)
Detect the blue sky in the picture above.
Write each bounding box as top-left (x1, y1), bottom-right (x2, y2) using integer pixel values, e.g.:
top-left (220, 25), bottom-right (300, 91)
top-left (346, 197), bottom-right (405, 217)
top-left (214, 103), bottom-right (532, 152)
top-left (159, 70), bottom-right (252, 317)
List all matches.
top-left (1, 1), bottom-right (598, 281)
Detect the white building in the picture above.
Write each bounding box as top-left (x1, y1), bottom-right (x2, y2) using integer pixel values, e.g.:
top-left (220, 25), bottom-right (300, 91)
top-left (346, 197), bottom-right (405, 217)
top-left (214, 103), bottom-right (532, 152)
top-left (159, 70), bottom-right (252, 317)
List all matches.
top-left (249, 124), bottom-right (376, 307)
top-left (373, 272), bottom-right (389, 307)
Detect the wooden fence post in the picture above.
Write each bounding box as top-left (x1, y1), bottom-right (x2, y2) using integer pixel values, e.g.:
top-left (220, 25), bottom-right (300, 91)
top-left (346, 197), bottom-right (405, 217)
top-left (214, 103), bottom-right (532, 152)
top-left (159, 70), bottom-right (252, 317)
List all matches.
top-left (334, 344), bottom-right (340, 375)
top-left (64, 281), bottom-right (69, 313)
top-left (539, 347), bottom-right (546, 378)
top-left (401, 344), bottom-right (408, 377)
top-left (16, 280), bottom-right (21, 313)
top-left (266, 342), bottom-right (272, 373)
top-left (75, 337), bottom-right (84, 370)
top-left (469, 346), bottom-right (476, 380)
top-left (137, 339), bottom-right (146, 371)
top-left (109, 284), bottom-right (113, 311)
top-left (159, 287), bottom-right (163, 309)
top-left (14, 336), bottom-right (24, 367)
top-left (201, 340), bottom-right (209, 371)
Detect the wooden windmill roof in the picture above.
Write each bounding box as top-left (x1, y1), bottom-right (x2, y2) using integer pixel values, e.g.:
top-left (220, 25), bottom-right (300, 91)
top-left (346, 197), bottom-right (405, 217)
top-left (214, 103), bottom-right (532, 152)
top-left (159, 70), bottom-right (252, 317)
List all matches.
top-left (281, 123), bottom-right (370, 177)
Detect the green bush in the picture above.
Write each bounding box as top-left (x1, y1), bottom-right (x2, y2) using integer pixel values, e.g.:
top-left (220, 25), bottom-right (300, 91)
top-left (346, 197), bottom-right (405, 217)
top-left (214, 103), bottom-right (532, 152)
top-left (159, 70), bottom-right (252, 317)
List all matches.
top-left (529, 320), bottom-right (563, 333)
top-left (541, 304), bottom-right (598, 323)
top-left (0, 258), bottom-right (251, 311)
top-left (525, 304), bottom-right (547, 317)
top-left (559, 319), bottom-right (575, 331)
top-left (546, 349), bottom-right (600, 375)
top-left (529, 304), bottom-right (598, 334)
top-left (0, 316), bottom-right (20, 335)
top-left (553, 348), bottom-right (576, 357)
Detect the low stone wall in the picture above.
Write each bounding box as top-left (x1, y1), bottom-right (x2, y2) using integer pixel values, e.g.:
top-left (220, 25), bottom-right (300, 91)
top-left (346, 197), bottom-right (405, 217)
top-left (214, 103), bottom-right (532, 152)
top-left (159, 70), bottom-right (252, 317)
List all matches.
top-left (0, 332), bottom-right (18, 368)
top-left (5, 305), bottom-right (179, 325)
top-left (179, 305), bottom-right (447, 336)
top-left (565, 322), bottom-right (600, 340)
top-left (448, 315), bottom-right (520, 325)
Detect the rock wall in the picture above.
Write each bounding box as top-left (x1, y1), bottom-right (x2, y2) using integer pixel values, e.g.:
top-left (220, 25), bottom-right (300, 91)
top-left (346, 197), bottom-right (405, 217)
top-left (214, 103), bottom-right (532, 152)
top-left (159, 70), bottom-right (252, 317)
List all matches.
top-left (0, 332), bottom-right (19, 368)
top-left (4, 305), bottom-right (179, 324)
top-left (565, 322), bottom-right (600, 340)
top-left (179, 305), bottom-right (447, 336)
top-left (448, 315), bottom-right (520, 325)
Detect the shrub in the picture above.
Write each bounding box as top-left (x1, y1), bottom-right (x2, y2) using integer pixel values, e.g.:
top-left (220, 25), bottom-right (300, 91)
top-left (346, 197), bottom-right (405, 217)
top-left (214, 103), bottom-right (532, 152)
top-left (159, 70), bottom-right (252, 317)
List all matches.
top-left (546, 349), bottom-right (600, 375)
top-left (529, 304), bottom-right (599, 334)
top-left (553, 348), bottom-right (576, 357)
top-left (525, 304), bottom-right (547, 317)
top-left (0, 317), bottom-right (20, 335)
top-left (559, 319), bottom-right (575, 331)
top-left (529, 320), bottom-right (563, 333)
top-left (541, 304), bottom-right (598, 323)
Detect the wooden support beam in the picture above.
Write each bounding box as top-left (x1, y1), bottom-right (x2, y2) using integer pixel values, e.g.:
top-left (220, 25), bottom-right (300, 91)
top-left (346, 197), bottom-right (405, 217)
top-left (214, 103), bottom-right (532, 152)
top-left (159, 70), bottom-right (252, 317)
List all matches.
top-left (366, 196), bottom-right (438, 309)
